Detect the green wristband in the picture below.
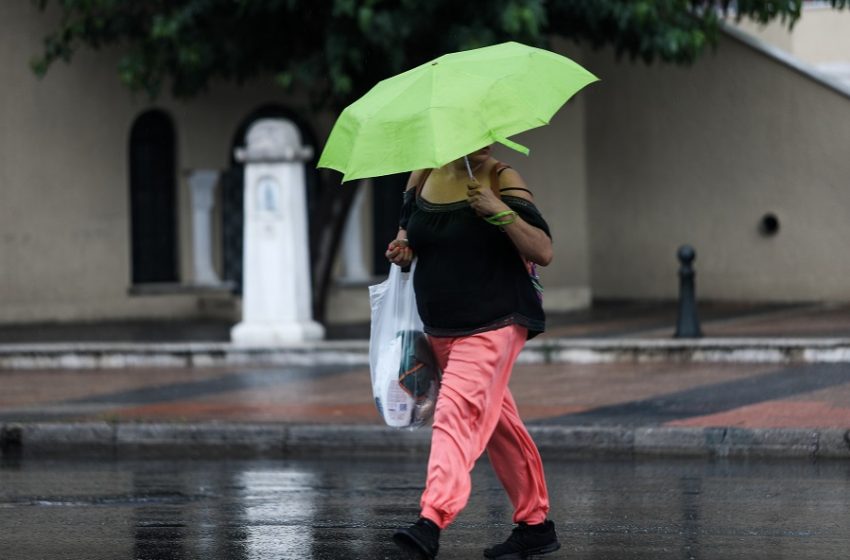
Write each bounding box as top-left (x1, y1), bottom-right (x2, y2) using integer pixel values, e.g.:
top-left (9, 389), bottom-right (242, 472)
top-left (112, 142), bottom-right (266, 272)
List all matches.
top-left (484, 210), bottom-right (517, 226)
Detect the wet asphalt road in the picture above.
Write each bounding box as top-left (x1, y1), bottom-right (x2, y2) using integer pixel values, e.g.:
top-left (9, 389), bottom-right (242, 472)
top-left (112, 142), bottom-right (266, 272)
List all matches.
top-left (1, 455), bottom-right (849, 560)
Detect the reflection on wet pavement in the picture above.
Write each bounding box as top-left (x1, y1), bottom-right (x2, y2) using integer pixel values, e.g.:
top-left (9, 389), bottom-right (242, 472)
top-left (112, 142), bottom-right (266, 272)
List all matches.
top-left (1, 455), bottom-right (849, 559)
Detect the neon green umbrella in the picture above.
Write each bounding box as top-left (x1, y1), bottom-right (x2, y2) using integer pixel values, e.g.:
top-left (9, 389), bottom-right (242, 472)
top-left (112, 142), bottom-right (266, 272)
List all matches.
top-left (317, 41), bottom-right (598, 182)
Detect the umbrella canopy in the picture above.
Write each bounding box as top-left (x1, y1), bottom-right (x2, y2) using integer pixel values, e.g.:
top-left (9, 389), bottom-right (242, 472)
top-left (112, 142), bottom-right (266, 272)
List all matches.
top-left (317, 41), bottom-right (598, 182)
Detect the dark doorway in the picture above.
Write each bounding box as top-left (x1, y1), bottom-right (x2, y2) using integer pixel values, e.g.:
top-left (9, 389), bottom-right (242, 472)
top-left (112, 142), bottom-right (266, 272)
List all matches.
top-left (129, 110), bottom-right (178, 284)
top-left (221, 166), bottom-right (244, 293)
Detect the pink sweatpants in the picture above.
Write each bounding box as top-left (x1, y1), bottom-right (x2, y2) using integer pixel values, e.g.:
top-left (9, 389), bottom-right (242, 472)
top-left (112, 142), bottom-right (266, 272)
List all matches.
top-left (419, 324), bottom-right (550, 529)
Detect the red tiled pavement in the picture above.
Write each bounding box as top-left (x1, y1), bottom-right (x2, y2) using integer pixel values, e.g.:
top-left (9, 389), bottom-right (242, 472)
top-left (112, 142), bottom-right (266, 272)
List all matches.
top-left (4, 361), bottom-right (848, 431)
top-left (0, 368), bottom-right (234, 408)
top-left (667, 401), bottom-right (850, 429)
top-left (107, 402), bottom-right (382, 424)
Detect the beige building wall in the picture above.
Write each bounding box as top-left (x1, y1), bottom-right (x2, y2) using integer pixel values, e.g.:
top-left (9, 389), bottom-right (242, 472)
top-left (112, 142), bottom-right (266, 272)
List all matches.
top-left (3, 3), bottom-right (592, 327)
top-left (0, 2), bottom-right (315, 323)
top-left (735, 7), bottom-right (850, 65)
top-left (4, 2), bottom-right (849, 328)
top-left (585, 31), bottom-right (850, 302)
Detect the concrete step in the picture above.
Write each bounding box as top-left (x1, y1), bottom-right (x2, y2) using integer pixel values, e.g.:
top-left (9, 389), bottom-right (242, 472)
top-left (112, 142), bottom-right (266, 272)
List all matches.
top-left (2, 337), bottom-right (850, 369)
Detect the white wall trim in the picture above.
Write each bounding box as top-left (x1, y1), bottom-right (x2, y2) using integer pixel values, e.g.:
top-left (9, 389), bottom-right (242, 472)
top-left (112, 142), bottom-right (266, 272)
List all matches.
top-left (541, 286), bottom-right (592, 313)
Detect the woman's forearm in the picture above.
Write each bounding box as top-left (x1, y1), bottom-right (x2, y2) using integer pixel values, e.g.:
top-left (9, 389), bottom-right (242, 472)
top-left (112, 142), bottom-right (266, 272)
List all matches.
top-left (502, 217), bottom-right (553, 266)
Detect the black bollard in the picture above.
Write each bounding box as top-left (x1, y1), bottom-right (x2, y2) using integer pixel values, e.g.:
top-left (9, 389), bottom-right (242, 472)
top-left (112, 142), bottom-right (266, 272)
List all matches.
top-left (675, 245), bottom-right (703, 338)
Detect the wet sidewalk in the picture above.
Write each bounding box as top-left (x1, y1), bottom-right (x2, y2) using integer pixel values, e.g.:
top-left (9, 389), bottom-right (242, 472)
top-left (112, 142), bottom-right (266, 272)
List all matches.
top-left (1, 301), bottom-right (849, 459)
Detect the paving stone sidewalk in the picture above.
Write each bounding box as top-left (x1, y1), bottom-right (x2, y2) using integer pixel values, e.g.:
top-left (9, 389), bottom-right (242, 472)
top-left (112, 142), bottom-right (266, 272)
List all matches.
top-left (1, 302), bottom-right (849, 459)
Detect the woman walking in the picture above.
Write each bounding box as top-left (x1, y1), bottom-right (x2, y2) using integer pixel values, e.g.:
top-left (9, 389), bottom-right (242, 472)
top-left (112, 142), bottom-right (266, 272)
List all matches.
top-left (386, 144), bottom-right (560, 559)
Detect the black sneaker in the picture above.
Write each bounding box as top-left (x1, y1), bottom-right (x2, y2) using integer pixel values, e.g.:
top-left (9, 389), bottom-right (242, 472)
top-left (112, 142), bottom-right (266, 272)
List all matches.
top-left (393, 517), bottom-right (440, 559)
top-left (483, 519), bottom-right (560, 559)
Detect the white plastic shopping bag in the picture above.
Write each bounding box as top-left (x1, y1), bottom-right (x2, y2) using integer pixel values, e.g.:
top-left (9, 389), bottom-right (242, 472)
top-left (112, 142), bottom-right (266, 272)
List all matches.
top-left (368, 259), bottom-right (440, 428)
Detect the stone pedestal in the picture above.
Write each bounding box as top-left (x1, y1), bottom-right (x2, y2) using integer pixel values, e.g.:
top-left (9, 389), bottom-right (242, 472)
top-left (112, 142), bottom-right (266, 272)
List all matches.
top-left (230, 119), bottom-right (325, 346)
top-left (187, 170), bottom-right (222, 286)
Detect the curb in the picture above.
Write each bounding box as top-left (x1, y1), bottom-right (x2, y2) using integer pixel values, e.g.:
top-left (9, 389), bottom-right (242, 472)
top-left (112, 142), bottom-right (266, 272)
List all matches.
top-left (2, 422), bottom-right (848, 460)
top-left (0, 341), bottom-right (370, 370)
top-left (3, 338), bottom-right (850, 369)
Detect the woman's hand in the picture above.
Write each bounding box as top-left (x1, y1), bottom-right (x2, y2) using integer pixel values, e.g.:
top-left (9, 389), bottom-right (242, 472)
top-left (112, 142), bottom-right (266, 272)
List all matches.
top-left (467, 180), bottom-right (509, 217)
top-left (386, 237), bottom-right (413, 267)
top-left (468, 169), bottom-right (554, 266)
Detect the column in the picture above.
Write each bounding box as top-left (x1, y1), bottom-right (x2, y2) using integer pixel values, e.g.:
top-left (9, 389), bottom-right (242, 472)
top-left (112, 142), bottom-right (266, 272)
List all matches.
top-left (187, 169), bottom-right (222, 286)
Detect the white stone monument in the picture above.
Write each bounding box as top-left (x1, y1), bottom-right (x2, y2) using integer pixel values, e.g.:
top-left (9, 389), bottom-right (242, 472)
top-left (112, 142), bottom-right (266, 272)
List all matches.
top-left (230, 119), bottom-right (325, 345)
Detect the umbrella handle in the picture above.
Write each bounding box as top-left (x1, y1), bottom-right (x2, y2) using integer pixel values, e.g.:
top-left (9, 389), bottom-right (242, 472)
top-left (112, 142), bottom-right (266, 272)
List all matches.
top-left (464, 138), bottom-right (529, 183)
top-left (463, 156), bottom-right (475, 181)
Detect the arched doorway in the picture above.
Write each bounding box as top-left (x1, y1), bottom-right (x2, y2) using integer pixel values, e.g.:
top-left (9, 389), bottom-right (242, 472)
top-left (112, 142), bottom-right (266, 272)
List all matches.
top-left (128, 109), bottom-right (178, 284)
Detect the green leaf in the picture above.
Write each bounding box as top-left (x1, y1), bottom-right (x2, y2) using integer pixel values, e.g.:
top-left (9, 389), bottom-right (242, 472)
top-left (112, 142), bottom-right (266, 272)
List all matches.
top-left (28, 0), bottom-right (846, 105)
